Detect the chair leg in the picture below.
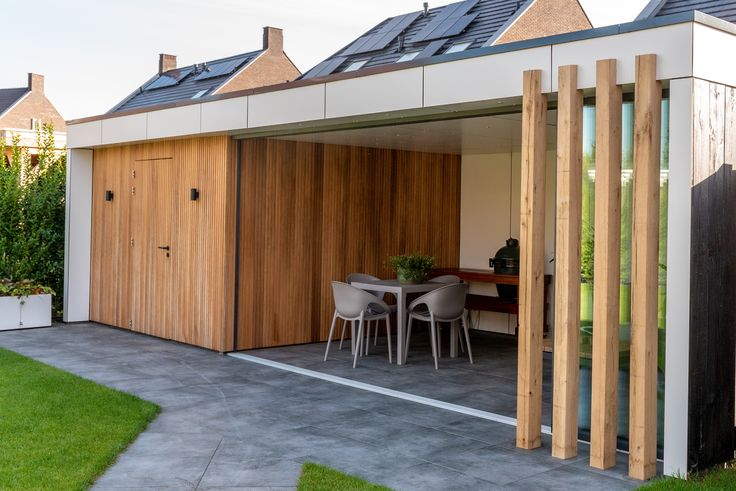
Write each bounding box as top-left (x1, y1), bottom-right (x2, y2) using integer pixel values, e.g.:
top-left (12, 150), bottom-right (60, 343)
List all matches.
top-left (324, 311), bottom-right (339, 362)
top-left (365, 320), bottom-right (371, 356)
top-left (375, 319), bottom-right (379, 346)
top-left (353, 316), bottom-right (365, 368)
top-left (429, 317), bottom-right (439, 370)
top-left (385, 315), bottom-right (393, 364)
top-left (462, 311), bottom-right (474, 364)
top-left (339, 319), bottom-right (347, 350)
top-left (405, 315), bottom-right (414, 362)
top-left (437, 323), bottom-right (442, 359)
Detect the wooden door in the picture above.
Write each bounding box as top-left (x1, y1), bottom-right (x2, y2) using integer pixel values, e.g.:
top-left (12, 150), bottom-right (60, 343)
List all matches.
top-left (129, 158), bottom-right (179, 339)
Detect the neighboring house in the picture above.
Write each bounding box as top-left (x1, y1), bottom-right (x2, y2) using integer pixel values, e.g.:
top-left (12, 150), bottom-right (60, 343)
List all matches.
top-left (302, 0), bottom-right (591, 79)
top-left (110, 26), bottom-right (300, 112)
top-left (63, 0), bottom-right (736, 484)
top-left (0, 73), bottom-right (66, 162)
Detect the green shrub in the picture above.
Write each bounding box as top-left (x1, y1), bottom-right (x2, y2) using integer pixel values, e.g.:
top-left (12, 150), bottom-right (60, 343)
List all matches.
top-left (0, 124), bottom-right (65, 315)
top-left (388, 253), bottom-right (435, 283)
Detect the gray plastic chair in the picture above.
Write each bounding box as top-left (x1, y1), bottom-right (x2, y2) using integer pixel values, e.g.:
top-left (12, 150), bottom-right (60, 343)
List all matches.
top-left (324, 281), bottom-right (393, 368)
top-left (429, 274), bottom-right (461, 284)
top-left (344, 273), bottom-right (396, 355)
top-left (405, 283), bottom-right (472, 369)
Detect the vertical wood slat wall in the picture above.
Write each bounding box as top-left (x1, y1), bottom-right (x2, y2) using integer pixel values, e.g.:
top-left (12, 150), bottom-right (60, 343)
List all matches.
top-left (236, 138), bottom-right (461, 350)
top-left (590, 58), bottom-right (623, 470)
top-left (541, 55), bottom-right (663, 480)
top-left (688, 80), bottom-right (736, 473)
top-left (551, 64), bottom-right (583, 460)
top-left (517, 69), bottom-right (547, 451)
top-left (90, 136), bottom-right (236, 352)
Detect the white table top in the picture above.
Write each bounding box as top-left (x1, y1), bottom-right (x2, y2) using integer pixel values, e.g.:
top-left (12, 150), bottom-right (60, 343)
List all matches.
top-left (350, 279), bottom-right (443, 294)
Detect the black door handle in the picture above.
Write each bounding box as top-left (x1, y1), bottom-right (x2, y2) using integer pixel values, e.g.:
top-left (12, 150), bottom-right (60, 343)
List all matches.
top-left (158, 246), bottom-right (170, 251)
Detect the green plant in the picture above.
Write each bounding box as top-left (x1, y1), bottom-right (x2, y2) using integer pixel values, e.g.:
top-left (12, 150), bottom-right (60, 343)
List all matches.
top-left (0, 279), bottom-right (54, 298)
top-left (0, 124), bottom-right (65, 314)
top-left (388, 253), bottom-right (435, 283)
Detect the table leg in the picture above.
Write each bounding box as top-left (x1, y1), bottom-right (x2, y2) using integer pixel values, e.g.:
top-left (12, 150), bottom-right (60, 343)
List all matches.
top-left (397, 291), bottom-right (406, 365)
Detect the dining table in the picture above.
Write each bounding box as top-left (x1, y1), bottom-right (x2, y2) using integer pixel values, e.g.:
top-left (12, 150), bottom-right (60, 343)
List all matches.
top-left (349, 278), bottom-right (445, 365)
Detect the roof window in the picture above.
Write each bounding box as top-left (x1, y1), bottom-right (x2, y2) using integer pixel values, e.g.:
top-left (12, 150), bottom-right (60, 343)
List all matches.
top-left (444, 41), bottom-right (472, 54)
top-left (192, 89), bottom-right (210, 99)
top-left (344, 60), bottom-right (368, 72)
top-left (397, 51), bottom-right (421, 63)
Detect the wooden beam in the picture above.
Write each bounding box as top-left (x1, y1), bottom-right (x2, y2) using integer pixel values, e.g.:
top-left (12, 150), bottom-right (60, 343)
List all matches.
top-left (552, 64), bottom-right (583, 460)
top-left (590, 59), bottom-right (623, 470)
top-left (629, 54), bottom-right (661, 481)
top-left (517, 69), bottom-right (547, 450)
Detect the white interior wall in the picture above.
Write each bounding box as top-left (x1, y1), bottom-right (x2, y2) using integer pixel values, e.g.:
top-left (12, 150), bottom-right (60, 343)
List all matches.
top-left (460, 150), bottom-right (556, 334)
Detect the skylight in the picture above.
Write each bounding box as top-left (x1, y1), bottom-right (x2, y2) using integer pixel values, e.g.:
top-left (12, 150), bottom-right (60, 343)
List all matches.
top-left (397, 51), bottom-right (420, 63)
top-left (344, 60), bottom-right (368, 72)
top-left (192, 89), bottom-right (210, 99)
top-left (445, 41), bottom-right (472, 54)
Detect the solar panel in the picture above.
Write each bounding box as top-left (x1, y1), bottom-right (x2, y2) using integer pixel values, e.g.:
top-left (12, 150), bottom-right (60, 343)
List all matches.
top-left (144, 66), bottom-right (194, 91)
top-left (441, 13), bottom-right (479, 38)
top-left (303, 56), bottom-right (348, 79)
top-left (342, 11), bottom-right (422, 56)
top-left (414, 39), bottom-right (448, 60)
top-left (194, 58), bottom-right (248, 81)
top-left (408, 0), bottom-right (479, 43)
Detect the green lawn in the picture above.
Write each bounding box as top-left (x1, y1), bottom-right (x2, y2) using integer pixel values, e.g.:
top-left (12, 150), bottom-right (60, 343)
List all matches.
top-left (0, 347), bottom-right (160, 490)
top-left (640, 464), bottom-right (736, 490)
top-left (297, 462), bottom-right (391, 491)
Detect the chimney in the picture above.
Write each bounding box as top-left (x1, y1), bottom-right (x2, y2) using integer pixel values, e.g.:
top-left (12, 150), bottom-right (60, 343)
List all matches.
top-left (28, 73), bottom-right (44, 94)
top-left (262, 26), bottom-right (284, 52)
top-left (158, 53), bottom-right (177, 74)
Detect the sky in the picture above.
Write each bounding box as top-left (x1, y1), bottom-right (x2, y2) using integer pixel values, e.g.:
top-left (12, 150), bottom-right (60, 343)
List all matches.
top-left (1, 0), bottom-right (650, 120)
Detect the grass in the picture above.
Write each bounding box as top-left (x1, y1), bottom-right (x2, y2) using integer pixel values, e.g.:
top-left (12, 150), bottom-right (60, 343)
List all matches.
top-left (297, 462), bottom-right (392, 491)
top-left (639, 463), bottom-right (736, 490)
top-left (0, 347), bottom-right (160, 490)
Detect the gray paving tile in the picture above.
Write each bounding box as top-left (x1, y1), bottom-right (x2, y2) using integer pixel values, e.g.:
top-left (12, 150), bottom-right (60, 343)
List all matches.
top-left (506, 465), bottom-right (636, 490)
top-left (198, 459), bottom-right (303, 488)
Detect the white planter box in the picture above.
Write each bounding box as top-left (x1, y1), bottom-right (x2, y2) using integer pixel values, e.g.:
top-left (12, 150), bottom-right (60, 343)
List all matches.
top-left (0, 294), bottom-right (52, 331)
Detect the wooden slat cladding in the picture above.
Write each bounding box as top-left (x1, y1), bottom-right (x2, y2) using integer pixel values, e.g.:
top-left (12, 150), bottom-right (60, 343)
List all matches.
top-left (516, 69), bottom-right (547, 451)
top-left (590, 59), bottom-right (623, 470)
top-left (89, 136), bottom-right (236, 352)
top-left (236, 139), bottom-right (461, 350)
top-left (629, 54), bottom-right (662, 481)
top-left (687, 81), bottom-right (736, 473)
top-left (552, 65), bottom-right (583, 460)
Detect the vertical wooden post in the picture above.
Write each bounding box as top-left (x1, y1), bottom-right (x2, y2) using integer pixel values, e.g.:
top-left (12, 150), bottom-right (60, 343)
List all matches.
top-left (590, 59), bottom-right (623, 470)
top-left (552, 65), bottom-right (583, 460)
top-left (629, 54), bottom-right (661, 481)
top-left (517, 69), bottom-right (547, 450)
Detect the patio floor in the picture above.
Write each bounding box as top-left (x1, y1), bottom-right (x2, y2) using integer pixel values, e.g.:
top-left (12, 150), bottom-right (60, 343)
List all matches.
top-left (0, 323), bottom-right (641, 490)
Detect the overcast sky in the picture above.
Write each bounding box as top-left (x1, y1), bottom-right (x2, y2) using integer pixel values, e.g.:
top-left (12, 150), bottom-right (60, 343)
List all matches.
top-left (1, 0), bottom-right (649, 120)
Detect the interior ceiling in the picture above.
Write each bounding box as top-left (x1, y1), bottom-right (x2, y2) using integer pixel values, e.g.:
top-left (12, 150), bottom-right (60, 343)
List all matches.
top-left (275, 111), bottom-right (557, 155)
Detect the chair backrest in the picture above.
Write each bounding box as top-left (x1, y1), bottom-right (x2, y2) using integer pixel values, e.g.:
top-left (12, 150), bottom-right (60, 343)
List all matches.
top-left (346, 272), bottom-right (382, 298)
top-left (331, 281), bottom-right (382, 318)
top-left (411, 283), bottom-right (469, 320)
top-left (429, 274), bottom-right (461, 284)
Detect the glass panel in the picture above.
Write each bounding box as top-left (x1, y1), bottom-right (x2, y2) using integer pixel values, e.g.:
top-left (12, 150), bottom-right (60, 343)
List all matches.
top-left (578, 99), bottom-right (670, 453)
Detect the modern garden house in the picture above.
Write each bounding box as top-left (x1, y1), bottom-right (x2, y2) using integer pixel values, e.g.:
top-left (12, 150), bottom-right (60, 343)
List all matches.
top-left (64, 0), bottom-right (736, 482)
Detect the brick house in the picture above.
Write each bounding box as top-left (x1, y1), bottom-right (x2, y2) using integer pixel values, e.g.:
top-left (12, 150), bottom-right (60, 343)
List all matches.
top-left (0, 73), bottom-right (66, 161)
top-left (109, 26), bottom-right (300, 112)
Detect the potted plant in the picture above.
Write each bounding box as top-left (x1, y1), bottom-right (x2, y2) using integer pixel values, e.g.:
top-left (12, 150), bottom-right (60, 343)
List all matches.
top-left (0, 279), bottom-right (54, 331)
top-left (388, 253), bottom-right (436, 284)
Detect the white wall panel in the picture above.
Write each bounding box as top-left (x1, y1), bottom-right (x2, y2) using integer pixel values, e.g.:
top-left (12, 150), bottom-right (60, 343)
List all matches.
top-left (326, 68), bottom-right (423, 118)
top-left (67, 121), bottom-right (102, 148)
top-left (424, 47), bottom-right (552, 107)
top-left (101, 113), bottom-right (147, 145)
top-left (663, 78), bottom-right (693, 478)
top-left (146, 104), bottom-right (202, 139)
top-left (248, 84), bottom-right (325, 128)
top-left (201, 96), bottom-right (248, 133)
top-left (552, 23), bottom-right (693, 90)
top-left (693, 24), bottom-right (736, 88)
top-left (63, 149), bottom-right (93, 322)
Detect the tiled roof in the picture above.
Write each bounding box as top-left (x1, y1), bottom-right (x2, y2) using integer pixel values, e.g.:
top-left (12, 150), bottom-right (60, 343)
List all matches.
top-left (638, 0), bottom-right (736, 23)
top-left (302, 0), bottom-right (529, 80)
top-left (111, 50), bottom-right (263, 113)
top-left (0, 87), bottom-right (28, 117)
